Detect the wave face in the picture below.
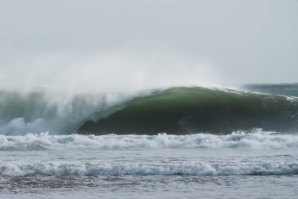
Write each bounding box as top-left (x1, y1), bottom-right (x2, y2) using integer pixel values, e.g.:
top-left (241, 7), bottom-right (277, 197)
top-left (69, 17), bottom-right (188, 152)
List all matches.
top-left (78, 86), bottom-right (298, 134)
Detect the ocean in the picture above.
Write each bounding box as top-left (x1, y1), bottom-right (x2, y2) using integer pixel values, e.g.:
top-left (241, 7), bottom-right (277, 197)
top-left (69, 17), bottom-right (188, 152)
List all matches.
top-left (0, 84), bottom-right (298, 198)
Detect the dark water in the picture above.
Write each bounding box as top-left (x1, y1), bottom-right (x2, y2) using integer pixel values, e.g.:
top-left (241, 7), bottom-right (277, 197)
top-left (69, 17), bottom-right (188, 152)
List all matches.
top-left (79, 86), bottom-right (298, 134)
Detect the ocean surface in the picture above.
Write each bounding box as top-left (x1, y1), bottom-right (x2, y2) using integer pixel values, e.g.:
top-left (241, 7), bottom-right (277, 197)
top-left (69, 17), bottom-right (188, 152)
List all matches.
top-left (1, 84), bottom-right (298, 198)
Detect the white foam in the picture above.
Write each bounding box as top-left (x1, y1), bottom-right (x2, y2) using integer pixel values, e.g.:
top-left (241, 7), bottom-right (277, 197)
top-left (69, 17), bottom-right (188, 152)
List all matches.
top-left (0, 90), bottom-right (131, 135)
top-left (0, 130), bottom-right (298, 150)
top-left (1, 160), bottom-right (297, 177)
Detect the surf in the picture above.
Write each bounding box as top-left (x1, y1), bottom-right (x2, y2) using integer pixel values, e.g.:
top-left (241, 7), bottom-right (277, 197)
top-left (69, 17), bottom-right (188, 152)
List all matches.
top-left (0, 84), bottom-right (298, 135)
top-left (0, 89), bottom-right (129, 134)
top-left (1, 130), bottom-right (298, 151)
top-left (78, 86), bottom-right (298, 134)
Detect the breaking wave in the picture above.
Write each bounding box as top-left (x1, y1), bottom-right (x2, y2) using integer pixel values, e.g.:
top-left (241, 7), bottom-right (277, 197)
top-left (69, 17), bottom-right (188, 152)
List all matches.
top-left (79, 87), bottom-right (298, 134)
top-left (0, 90), bottom-right (129, 135)
top-left (0, 84), bottom-right (298, 135)
top-left (1, 160), bottom-right (298, 177)
top-left (1, 130), bottom-right (298, 150)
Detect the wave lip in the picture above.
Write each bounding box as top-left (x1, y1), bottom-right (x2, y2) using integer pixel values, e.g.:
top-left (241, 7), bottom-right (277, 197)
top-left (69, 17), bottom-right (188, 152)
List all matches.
top-left (1, 161), bottom-right (297, 177)
top-left (1, 131), bottom-right (298, 150)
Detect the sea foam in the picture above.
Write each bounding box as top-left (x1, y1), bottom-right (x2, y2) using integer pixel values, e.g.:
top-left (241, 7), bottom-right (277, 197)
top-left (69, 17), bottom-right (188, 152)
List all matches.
top-left (0, 130), bottom-right (298, 150)
top-left (1, 160), bottom-right (297, 177)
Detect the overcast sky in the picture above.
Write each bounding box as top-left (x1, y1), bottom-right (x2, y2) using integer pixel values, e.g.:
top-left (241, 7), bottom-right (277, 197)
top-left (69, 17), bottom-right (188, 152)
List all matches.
top-left (0, 0), bottom-right (297, 91)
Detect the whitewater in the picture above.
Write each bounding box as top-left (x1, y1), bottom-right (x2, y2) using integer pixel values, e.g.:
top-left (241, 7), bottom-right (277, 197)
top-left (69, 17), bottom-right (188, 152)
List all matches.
top-left (1, 84), bottom-right (298, 198)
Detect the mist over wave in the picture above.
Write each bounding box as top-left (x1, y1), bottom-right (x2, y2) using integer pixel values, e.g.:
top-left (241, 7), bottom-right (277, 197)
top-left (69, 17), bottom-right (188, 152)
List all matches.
top-left (0, 47), bottom-right (227, 135)
top-left (0, 90), bottom-right (131, 134)
top-left (0, 47), bottom-right (222, 93)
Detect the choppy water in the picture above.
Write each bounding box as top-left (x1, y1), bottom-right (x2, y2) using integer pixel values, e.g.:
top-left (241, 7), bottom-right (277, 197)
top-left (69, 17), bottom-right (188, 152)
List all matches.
top-left (1, 130), bottom-right (298, 199)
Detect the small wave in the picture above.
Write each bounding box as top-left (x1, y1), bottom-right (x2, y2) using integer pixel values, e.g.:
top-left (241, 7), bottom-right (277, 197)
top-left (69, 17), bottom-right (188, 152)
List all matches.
top-left (1, 161), bottom-right (297, 177)
top-left (1, 130), bottom-right (298, 150)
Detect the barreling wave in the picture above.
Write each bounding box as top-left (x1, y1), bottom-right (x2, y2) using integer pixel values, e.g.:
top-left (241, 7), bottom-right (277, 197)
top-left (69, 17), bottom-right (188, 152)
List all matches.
top-left (78, 87), bottom-right (298, 134)
top-left (1, 85), bottom-right (298, 135)
top-left (1, 130), bottom-right (298, 151)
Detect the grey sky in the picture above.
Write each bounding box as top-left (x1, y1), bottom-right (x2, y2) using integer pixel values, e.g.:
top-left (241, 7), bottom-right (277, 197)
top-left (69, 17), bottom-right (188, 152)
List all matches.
top-left (0, 0), bottom-right (297, 91)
